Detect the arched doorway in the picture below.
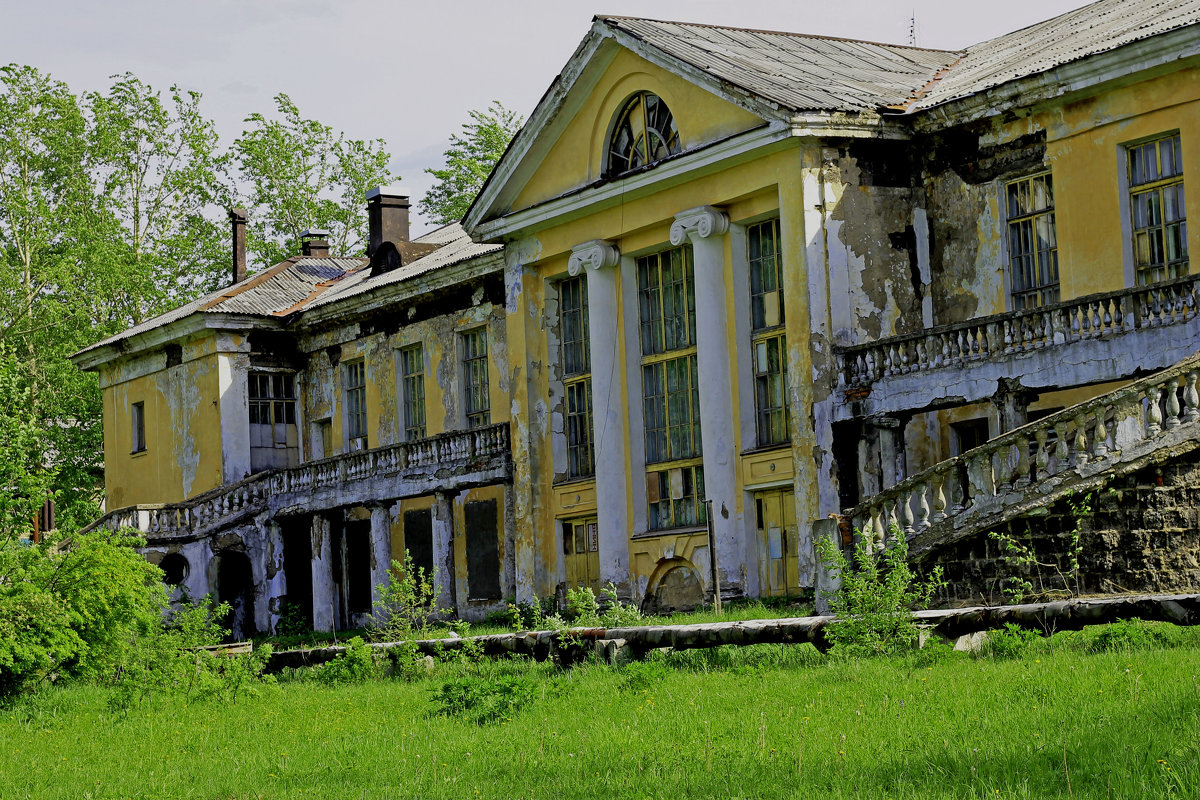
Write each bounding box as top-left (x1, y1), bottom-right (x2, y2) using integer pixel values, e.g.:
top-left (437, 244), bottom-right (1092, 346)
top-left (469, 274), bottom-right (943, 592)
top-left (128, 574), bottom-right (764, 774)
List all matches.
top-left (643, 558), bottom-right (705, 615)
top-left (213, 550), bottom-right (256, 641)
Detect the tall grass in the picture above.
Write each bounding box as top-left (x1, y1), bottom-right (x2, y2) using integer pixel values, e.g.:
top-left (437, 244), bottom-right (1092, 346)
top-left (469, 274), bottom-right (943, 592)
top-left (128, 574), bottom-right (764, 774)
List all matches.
top-left (2, 623), bottom-right (1198, 799)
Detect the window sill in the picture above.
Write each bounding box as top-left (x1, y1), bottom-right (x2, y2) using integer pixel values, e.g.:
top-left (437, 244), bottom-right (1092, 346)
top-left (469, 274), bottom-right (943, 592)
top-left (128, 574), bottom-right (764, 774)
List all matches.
top-left (130, 449), bottom-right (148, 458)
top-left (741, 442), bottom-right (791, 457)
top-left (553, 475), bottom-right (596, 488)
top-left (631, 525), bottom-right (707, 541)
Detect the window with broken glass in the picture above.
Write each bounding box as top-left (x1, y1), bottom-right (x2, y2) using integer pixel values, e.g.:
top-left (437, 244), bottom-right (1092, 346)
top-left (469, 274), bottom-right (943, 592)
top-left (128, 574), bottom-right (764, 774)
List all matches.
top-left (607, 91), bottom-right (681, 177)
top-left (1006, 172), bottom-right (1059, 309)
top-left (1128, 133), bottom-right (1188, 284)
top-left (748, 219), bottom-right (790, 446)
top-left (560, 275), bottom-right (594, 478)
top-left (400, 344), bottom-right (426, 441)
top-left (462, 328), bottom-right (490, 428)
top-left (249, 371), bottom-right (299, 470)
top-left (344, 360), bottom-right (368, 449)
top-left (638, 246), bottom-right (705, 530)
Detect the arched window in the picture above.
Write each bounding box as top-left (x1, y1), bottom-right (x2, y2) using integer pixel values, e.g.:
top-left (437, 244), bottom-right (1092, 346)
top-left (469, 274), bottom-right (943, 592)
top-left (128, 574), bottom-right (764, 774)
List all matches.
top-left (607, 92), bottom-right (681, 177)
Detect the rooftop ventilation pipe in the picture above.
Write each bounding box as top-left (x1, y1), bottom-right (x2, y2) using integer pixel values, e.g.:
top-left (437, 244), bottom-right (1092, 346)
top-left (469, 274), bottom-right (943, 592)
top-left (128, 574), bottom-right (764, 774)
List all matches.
top-left (300, 229), bottom-right (331, 257)
top-left (229, 207), bottom-right (248, 285)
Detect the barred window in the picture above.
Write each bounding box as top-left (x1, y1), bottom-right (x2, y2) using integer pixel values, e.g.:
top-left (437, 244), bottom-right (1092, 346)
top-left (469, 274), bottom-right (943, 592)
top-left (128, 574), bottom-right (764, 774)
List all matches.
top-left (248, 372), bottom-right (296, 427)
top-left (1129, 134), bottom-right (1188, 285)
top-left (1006, 173), bottom-right (1059, 309)
top-left (400, 345), bottom-right (425, 441)
top-left (560, 275), bottom-right (594, 478)
top-left (462, 328), bottom-right (490, 429)
top-left (344, 360), bottom-right (367, 448)
top-left (638, 246), bottom-right (704, 530)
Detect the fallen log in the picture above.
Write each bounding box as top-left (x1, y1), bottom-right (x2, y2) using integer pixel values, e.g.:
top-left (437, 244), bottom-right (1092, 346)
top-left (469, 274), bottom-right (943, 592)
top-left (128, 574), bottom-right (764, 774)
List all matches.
top-left (263, 592), bottom-right (1200, 673)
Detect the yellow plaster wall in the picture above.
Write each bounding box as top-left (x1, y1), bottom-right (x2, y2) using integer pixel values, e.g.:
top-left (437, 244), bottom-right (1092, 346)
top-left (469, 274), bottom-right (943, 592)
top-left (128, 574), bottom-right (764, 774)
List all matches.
top-left (102, 339), bottom-right (224, 509)
top-left (512, 48), bottom-right (765, 211)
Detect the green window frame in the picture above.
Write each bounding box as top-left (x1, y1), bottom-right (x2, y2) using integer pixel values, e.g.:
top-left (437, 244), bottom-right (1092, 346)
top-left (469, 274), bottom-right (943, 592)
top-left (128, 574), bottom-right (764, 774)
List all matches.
top-left (1128, 133), bottom-right (1188, 285)
top-left (462, 328), bottom-right (490, 429)
top-left (344, 360), bottom-right (367, 448)
top-left (1006, 173), bottom-right (1059, 309)
top-left (400, 344), bottom-right (425, 441)
top-left (747, 219), bottom-right (790, 446)
top-left (638, 246), bottom-right (704, 530)
top-left (560, 275), bottom-right (594, 478)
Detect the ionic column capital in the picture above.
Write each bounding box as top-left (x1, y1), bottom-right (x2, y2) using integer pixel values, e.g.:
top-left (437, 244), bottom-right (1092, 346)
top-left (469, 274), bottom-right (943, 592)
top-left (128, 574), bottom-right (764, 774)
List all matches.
top-left (669, 206), bottom-right (730, 246)
top-left (566, 239), bottom-right (620, 276)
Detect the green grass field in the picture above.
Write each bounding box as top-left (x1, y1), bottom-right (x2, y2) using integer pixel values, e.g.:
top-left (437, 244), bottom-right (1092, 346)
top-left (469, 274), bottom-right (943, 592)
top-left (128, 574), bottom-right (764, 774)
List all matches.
top-left (2, 624), bottom-right (1198, 799)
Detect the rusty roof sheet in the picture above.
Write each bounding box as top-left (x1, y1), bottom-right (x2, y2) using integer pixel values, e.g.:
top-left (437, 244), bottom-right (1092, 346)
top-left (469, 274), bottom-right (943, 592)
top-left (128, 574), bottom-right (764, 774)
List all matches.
top-left (311, 223), bottom-right (502, 308)
top-left (75, 256), bottom-right (366, 356)
top-left (600, 16), bottom-right (959, 112)
top-left (910, 0), bottom-right (1200, 110)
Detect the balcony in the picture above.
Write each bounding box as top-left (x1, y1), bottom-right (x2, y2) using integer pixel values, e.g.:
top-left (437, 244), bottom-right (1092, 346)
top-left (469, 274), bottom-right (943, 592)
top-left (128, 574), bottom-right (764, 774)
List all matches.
top-left (849, 352), bottom-right (1200, 558)
top-left (834, 274), bottom-right (1200, 420)
top-left (90, 423), bottom-right (512, 540)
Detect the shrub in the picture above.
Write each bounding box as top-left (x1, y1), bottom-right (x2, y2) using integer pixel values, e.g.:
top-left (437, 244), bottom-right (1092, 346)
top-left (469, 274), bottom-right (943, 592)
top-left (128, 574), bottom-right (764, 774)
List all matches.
top-left (431, 673), bottom-right (540, 725)
top-left (0, 528), bottom-right (166, 698)
top-left (370, 550), bottom-right (440, 643)
top-left (315, 636), bottom-right (383, 685)
top-left (107, 595), bottom-right (275, 712)
top-left (816, 527), bottom-right (944, 658)
top-left (1087, 619), bottom-right (1181, 654)
top-left (985, 623), bottom-right (1042, 659)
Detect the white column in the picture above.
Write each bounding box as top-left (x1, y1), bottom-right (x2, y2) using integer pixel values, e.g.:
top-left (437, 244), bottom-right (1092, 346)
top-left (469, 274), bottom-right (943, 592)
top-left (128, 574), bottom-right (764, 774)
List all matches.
top-left (433, 491), bottom-right (456, 612)
top-left (568, 239), bottom-right (629, 594)
top-left (368, 504), bottom-right (393, 613)
top-left (670, 206), bottom-right (739, 594)
top-left (310, 515), bottom-right (335, 632)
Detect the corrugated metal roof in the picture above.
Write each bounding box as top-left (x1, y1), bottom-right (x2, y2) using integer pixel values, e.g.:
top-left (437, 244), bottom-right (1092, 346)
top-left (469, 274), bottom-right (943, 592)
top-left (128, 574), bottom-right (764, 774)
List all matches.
top-left (911, 0), bottom-right (1200, 110)
top-left (75, 226), bottom-right (501, 357)
top-left (76, 256), bottom-right (366, 355)
top-left (601, 16), bottom-right (959, 112)
top-left (603, 0), bottom-right (1200, 114)
top-left (311, 223), bottom-right (501, 308)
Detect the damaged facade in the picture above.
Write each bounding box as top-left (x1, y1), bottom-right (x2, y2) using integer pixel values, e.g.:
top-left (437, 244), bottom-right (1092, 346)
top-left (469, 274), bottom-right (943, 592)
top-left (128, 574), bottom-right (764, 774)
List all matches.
top-left (75, 0), bottom-right (1200, 632)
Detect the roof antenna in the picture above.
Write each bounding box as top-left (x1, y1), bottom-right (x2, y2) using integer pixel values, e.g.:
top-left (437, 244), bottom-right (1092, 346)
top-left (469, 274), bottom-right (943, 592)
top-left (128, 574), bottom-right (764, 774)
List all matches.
top-left (908, 11), bottom-right (917, 46)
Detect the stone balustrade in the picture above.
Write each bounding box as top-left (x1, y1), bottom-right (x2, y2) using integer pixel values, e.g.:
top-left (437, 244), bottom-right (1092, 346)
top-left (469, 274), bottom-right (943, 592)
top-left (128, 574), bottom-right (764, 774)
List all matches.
top-left (850, 352), bottom-right (1200, 555)
top-left (837, 274), bottom-right (1200, 390)
top-left (88, 422), bottom-right (511, 539)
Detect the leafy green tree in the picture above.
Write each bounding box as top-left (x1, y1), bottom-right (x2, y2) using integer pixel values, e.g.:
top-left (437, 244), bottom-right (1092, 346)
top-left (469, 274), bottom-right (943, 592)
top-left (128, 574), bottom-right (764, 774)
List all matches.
top-left (228, 93), bottom-right (397, 268)
top-left (86, 73), bottom-right (225, 325)
top-left (420, 101), bottom-right (523, 225)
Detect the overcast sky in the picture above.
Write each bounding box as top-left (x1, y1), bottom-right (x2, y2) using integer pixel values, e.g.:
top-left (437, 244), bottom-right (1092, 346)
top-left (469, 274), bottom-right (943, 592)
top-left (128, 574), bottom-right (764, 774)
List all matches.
top-left (7, 0), bottom-right (1093, 234)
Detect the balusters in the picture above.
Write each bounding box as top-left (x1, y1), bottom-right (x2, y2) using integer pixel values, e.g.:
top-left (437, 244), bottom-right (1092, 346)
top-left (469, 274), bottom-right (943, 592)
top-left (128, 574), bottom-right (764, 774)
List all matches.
top-left (1014, 436), bottom-right (1031, 488)
top-left (1034, 428), bottom-right (1050, 481)
top-left (899, 490), bottom-right (915, 536)
top-left (931, 467), bottom-right (949, 522)
top-left (916, 481), bottom-right (931, 529)
top-left (1185, 371), bottom-right (1200, 423)
top-left (1146, 385), bottom-right (1163, 435)
top-left (871, 506), bottom-right (886, 551)
top-left (1092, 407), bottom-right (1110, 459)
top-left (1073, 413), bottom-right (1090, 466)
top-left (1165, 377), bottom-right (1183, 429)
top-left (1054, 420), bottom-right (1069, 468)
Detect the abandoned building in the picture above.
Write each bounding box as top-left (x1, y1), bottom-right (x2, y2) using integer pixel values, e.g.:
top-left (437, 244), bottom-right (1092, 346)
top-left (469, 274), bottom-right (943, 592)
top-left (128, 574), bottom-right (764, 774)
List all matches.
top-left (74, 0), bottom-right (1200, 635)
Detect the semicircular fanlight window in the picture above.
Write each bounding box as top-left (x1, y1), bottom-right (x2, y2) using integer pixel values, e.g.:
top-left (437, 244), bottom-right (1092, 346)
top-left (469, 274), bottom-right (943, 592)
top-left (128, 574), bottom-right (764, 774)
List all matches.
top-left (607, 92), bottom-right (681, 177)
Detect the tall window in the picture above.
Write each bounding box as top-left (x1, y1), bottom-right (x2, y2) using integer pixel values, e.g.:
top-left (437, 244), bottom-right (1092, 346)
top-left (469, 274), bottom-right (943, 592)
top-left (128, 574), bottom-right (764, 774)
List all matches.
top-left (131, 401), bottom-right (146, 454)
top-left (607, 91), bottom-right (681, 177)
top-left (639, 246), bottom-right (705, 530)
top-left (560, 276), bottom-right (594, 478)
top-left (344, 360), bottom-right (367, 449)
top-left (462, 328), bottom-right (490, 428)
top-left (1006, 173), bottom-right (1059, 309)
top-left (400, 345), bottom-right (426, 440)
top-left (248, 372), bottom-right (298, 470)
top-left (749, 219), bottom-right (789, 446)
top-left (1129, 133), bottom-right (1188, 284)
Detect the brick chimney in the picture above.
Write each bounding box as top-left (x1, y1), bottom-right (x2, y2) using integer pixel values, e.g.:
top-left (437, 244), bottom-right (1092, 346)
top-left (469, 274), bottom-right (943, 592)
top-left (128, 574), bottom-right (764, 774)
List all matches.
top-left (366, 185), bottom-right (410, 256)
top-left (300, 229), bottom-right (331, 257)
top-left (229, 207), bottom-right (248, 285)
